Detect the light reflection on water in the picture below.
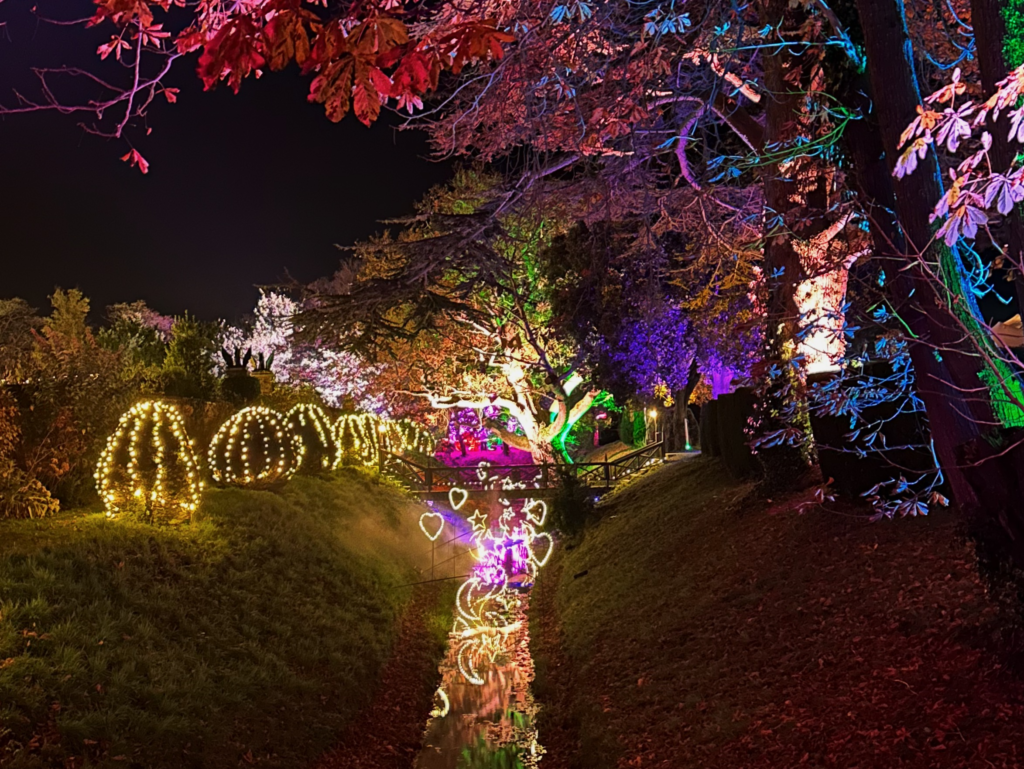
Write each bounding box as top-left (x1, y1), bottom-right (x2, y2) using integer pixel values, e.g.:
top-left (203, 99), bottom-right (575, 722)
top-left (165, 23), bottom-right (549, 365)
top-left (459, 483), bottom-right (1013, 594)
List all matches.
top-left (415, 596), bottom-right (542, 769)
top-left (415, 468), bottom-right (549, 769)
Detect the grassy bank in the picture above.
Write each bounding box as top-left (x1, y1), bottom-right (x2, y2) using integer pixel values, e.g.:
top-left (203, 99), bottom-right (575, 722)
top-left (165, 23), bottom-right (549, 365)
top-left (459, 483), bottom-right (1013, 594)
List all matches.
top-left (534, 458), bottom-right (1024, 768)
top-left (0, 470), bottom-right (436, 769)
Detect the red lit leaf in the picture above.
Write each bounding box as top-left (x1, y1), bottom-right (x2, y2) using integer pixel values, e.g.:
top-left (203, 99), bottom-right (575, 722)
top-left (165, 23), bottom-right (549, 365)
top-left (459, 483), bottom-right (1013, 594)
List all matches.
top-left (353, 65), bottom-right (384, 126)
top-left (263, 3), bottom-right (319, 70)
top-left (443, 22), bottom-right (514, 74)
top-left (308, 56), bottom-right (354, 122)
top-left (120, 149), bottom-right (150, 174)
top-left (163, 87), bottom-right (179, 103)
top-left (196, 15), bottom-right (266, 93)
top-left (97, 36), bottom-right (129, 60)
top-left (367, 65), bottom-right (393, 99)
top-left (89, 0), bottom-right (159, 28)
top-left (350, 16), bottom-right (408, 56)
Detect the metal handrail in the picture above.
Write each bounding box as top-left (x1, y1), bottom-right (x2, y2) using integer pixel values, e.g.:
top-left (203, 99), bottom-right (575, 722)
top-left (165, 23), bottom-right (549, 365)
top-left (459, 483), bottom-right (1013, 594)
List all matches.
top-left (379, 441), bottom-right (665, 493)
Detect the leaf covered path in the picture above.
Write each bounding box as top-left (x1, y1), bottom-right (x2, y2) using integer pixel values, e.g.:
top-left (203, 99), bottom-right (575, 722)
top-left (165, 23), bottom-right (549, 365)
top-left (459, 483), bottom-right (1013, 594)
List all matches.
top-left (533, 459), bottom-right (1024, 768)
top-left (313, 582), bottom-right (450, 769)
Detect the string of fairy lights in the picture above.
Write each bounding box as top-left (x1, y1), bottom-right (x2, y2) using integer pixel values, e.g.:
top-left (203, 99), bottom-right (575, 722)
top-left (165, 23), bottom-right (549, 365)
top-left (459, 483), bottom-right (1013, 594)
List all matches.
top-left (334, 413), bottom-right (436, 467)
top-left (95, 400), bottom-right (203, 522)
top-left (208, 406), bottom-right (304, 486)
top-left (286, 403), bottom-right (340, 473)
top-left (95, 402), bottom-right (437, 523)
top-left (418, 464), bottom-right (553, 687)
top-left (417, 463), bottom-right (551, 764)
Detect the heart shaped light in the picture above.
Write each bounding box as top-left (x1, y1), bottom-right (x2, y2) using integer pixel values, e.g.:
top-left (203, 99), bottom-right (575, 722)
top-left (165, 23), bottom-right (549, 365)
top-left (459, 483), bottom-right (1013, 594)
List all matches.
top-left (524, 500), bottom-right (548, 526)
top-left (448, 487), bottom-right (469, 510)
top-left (419, 511), bottom-right (445, 541)
top-left (530, 531), bottom-right (554, 567)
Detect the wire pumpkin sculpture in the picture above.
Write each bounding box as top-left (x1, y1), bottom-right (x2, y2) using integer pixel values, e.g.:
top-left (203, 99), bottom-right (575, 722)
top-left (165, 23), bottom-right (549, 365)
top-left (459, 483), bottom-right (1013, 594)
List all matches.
top-left (95, 400), bottom-right (203, 523)
top-left (208, 406), bottom-right (303, 487)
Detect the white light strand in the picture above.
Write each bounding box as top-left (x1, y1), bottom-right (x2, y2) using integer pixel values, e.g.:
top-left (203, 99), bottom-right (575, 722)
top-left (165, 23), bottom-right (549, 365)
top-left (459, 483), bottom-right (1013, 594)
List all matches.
top-left (95, 400), bottom-right (203, 522)
top-left (286, 403), bottom-right (341, 473)
top-left (208, 406), bottom-right (303, 486)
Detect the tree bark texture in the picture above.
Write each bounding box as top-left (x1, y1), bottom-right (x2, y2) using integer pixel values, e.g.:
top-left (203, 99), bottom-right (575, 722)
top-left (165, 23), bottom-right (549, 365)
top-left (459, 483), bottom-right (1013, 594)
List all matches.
top-left (850, 0), bottom-right (1024, 564)
top-left (971, 0), bottom-right (1024, 310)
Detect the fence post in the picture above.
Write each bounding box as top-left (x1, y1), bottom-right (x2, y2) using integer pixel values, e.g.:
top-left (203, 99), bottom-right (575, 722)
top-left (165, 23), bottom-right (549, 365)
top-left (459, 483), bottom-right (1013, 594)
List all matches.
top-left (425, 466), bottom-right (434, 492)
top-left (604, 462), bottom-right (611, 487)
top-left (542, 463), bottom-right (550, 488)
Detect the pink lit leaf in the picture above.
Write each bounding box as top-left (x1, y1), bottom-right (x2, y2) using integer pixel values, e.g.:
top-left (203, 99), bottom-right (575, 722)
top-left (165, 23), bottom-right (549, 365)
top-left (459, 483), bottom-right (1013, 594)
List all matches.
top-left (936, 202), bottom-right (987, 246)
top-left (1008, 106), bottom-right (1024, 144)
top-left (956, 149), bottom-right (985, 174)
top-left (934, 104), bottom-right (974, 152)
top-left (893, 137), bottom-right (930, 179)
top-left (983, 175), bottom-right (1024, 215)
top-left (925, 67), bottom-right (966, 105)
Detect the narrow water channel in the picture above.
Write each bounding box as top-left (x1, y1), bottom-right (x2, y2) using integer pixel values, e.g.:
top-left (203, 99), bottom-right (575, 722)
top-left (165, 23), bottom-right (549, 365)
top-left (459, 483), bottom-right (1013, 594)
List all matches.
top-left (415, 596), bottom-right (542, 768)
top-left (413, 469), bottom-right (550, 768)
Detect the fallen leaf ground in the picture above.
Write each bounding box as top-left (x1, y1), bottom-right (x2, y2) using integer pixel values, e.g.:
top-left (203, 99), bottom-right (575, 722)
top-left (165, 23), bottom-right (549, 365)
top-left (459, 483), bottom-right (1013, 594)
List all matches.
top-left (314, 582), bottom-right (454, 769)
top-left (533, 457), bottom-right (1024, 768)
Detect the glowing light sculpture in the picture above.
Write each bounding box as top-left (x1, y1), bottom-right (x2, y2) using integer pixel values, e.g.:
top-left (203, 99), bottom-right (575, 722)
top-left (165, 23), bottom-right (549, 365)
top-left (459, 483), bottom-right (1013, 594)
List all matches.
top-left (285, 403), bottom-right (340, 473)
top-left (95, 400), bottom-right (203, 523)
top-left (208, 406), bottom-right (303, 487)
top-left (394, 419), bottom-right (436, 456)
top-left (335, 413), bottom-right (382, 466)
top-left (334, 412), bottom-right (436, 466)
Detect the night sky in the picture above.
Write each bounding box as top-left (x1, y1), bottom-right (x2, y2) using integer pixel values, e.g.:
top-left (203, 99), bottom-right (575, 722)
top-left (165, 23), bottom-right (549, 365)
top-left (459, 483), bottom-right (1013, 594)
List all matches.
top-left (0, 2), bottom-right (451, 322)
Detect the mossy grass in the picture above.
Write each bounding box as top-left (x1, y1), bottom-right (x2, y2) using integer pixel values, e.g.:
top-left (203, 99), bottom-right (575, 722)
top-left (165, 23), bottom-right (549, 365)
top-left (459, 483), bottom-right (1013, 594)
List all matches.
top-left (0, 471), bottom-right (432, 768)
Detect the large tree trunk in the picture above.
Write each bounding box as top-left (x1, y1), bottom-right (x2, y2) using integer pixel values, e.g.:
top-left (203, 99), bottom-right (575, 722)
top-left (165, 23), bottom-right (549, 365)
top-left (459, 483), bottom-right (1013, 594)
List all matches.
top-left (848, 0), bottom-right (1024, 564)
top-left (665, 359), bottom-right (701, 452)
top-left (755, 0), bottom-right (831, 488)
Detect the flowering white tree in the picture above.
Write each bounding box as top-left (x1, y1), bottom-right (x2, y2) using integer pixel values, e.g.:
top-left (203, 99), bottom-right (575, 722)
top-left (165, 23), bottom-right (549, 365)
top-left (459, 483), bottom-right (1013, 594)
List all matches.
top-left (220, 291), bottom-right (378, 410)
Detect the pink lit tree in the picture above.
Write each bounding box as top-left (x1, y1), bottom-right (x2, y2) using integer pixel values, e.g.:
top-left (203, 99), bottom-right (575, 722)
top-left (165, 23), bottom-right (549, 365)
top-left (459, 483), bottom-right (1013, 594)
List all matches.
top-left (220, 290), bottom-right (378, 409)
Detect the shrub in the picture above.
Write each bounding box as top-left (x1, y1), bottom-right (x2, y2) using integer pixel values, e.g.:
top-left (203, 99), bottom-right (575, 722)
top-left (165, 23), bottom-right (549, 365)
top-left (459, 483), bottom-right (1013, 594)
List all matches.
top-left (220, 372), bottom-right (262, 405)
top-left (550, 465), bottom-right (596, 537)
top-left (209, 406), bottom-right (302, 487)
top-left (95, 401), bottom-right (203, 524)
top-left (286, 403), bottom-right (340, 474)
top-left (18, 290), bottom-right (137, 504)
top-left (0, 460), bottom-right (59, 519)
top-left (161, 314), bottom-right (219, 401)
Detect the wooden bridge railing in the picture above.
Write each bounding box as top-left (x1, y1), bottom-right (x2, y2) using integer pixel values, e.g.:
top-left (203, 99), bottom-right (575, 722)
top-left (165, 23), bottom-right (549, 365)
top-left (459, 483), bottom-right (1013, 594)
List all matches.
top-left (378, 442), bottom-right (665, 499)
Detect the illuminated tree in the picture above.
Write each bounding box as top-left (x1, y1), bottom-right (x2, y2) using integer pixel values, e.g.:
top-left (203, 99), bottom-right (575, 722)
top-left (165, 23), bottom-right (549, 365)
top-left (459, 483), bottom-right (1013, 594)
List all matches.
top-left (285, 403), bottom-right (340, 474)
top-left (219, 290), bottom-right (377, 409)
top-left (18, 289), bottom-right (137, 502)
top-left (208, 406), bottom-right (303, 487)
top-left (95, 400), bottom-right (203, 523)
top-left (161, 314), bottom-right (220, 401)
top-left (304, 171), bottom-right (602, 462)
top-left (2, 0), bottom-right (511, 168)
